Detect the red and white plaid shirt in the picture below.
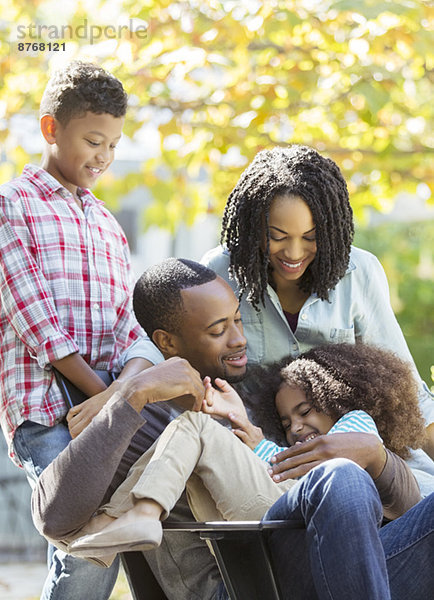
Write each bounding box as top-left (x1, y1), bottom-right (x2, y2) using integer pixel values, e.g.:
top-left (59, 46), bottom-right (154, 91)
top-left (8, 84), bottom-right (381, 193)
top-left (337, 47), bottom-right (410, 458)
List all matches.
top-left (0, 165), bottom-right (146, 457)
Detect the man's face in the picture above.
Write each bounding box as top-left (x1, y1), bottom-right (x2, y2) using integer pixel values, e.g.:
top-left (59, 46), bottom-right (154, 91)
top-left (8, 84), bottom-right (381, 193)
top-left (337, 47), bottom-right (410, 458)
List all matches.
top-left (172, 277), bottom-right (248, 382)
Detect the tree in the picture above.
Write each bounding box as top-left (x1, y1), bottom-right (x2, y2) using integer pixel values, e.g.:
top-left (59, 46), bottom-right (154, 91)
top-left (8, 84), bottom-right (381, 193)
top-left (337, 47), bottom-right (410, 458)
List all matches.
top-left (1, 0), bottom-right (433, 229)
top-left (1, 0), bottom-right (432, 380)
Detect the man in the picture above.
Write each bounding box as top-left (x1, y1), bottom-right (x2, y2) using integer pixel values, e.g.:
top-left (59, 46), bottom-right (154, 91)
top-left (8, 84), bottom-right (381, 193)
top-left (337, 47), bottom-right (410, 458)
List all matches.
top-left (33, 258), bottom-right (247, 600)
top-left (33, 258), bottom-right (433, 600)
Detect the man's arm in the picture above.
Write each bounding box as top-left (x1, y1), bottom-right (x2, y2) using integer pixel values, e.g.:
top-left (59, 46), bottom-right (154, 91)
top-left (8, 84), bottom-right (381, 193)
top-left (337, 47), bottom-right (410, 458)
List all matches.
top-left (374, 449), bottom-right (421, 519)
top-left (120, 357), bottom-right (205, 413)
top-left (268, 433), bottom-right (421, 518)
top-left (32, 358), bottom-right (205, 539)
top-left (32, 390), bottom-right (146, 539)
top-left (422, 423), bottom-right (434, 461)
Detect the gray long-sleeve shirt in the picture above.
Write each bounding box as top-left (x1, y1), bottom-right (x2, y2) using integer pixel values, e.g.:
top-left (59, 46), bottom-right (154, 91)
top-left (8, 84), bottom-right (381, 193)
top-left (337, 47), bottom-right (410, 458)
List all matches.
top-left (32, 391), bottom-right (170, 539)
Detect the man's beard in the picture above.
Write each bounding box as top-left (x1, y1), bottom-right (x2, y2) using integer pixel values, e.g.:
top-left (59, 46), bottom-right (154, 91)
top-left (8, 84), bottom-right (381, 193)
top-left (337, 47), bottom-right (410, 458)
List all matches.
top-left (221, 364), bottom-right (247, 384)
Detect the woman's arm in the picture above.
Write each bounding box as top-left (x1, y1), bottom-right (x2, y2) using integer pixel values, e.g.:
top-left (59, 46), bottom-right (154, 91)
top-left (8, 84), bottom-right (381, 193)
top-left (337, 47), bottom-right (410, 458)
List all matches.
top-left (355, 249), bottom-right (434, 436)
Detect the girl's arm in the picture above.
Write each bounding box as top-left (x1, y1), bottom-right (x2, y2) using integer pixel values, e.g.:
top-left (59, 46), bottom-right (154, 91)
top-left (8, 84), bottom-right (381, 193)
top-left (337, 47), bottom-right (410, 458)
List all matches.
top-left (202, 376), bottom-right (249, 419)
top-left (203, 377), bottom-right (265, 449)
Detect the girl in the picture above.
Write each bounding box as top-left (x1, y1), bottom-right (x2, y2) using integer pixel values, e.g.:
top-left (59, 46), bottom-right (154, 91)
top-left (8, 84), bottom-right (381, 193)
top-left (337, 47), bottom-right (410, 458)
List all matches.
top-left (68, 343), bottom-right (424, 556)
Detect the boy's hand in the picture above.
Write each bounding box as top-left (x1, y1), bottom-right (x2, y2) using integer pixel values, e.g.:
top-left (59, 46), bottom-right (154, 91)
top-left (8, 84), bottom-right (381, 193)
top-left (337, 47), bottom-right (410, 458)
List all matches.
top-left (66, 357), bottom-right (156, 438)
top-left (67, 384), bottom-right (120, 438)
top-left (202, 377), bottom-right (247, 419)
top-left (228, 412), bottom-right (264, 450)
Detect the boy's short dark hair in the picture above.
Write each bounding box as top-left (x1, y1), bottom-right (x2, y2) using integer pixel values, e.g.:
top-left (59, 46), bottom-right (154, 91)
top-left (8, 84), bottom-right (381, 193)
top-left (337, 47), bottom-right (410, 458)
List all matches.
top-left (133, 258), bottom-right (217, 338)
top-left (40, 60), bottom-right (128, 125)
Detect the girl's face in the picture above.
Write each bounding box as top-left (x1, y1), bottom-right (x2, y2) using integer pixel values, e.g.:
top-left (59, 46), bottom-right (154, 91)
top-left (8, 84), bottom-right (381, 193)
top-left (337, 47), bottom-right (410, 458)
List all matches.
top-left (275, 383), bottom-right (335, 446)
top-left (268, 194), bottom-right (317, 285)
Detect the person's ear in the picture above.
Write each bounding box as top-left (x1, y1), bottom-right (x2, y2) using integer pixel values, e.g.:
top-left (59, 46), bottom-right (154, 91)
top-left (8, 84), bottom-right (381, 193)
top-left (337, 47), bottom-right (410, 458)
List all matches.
top-left (40, 115), bottom-right (58, 144)
top-left (152, 329), bottom-right (180, 357)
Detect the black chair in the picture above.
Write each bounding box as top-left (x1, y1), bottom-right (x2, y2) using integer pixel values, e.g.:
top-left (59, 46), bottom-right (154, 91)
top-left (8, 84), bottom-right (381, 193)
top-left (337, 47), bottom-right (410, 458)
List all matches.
top-left (121, 520), bottom-right (297, 600)
top-left (121, 550), bottom-right (167, 600)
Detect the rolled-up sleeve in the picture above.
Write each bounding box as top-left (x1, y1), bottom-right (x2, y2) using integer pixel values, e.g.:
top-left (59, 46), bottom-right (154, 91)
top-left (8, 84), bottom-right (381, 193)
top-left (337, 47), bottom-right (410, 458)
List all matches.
top-left (0, 202), bottom-right (80, 366)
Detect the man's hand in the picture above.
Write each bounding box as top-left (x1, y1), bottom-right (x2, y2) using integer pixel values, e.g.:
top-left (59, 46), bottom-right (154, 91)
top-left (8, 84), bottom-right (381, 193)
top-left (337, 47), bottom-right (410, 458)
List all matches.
top-left (268, 433), bottom-right (387, 482)
top-left (121, 357), bottom-right (205, 413)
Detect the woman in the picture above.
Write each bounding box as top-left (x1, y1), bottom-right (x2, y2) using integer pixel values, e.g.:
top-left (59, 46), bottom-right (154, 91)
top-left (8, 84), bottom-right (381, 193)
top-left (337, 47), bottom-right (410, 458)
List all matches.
top-left (201, 145), bottom-right (434, 493)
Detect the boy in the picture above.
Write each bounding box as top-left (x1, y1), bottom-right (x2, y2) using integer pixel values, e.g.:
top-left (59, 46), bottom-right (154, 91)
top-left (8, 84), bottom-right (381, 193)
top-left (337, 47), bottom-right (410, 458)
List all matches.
top-left (0, 61), bottom-right (164, 600)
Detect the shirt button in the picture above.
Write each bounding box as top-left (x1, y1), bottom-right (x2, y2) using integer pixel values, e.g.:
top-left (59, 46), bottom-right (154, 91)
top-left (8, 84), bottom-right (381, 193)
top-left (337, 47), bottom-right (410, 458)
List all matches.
top-left (292, 343), bottom-right (298, 350)
top-left (301, 313), bottom-right (307, 320)
top-left (93, 303), bottom-right (100, 310)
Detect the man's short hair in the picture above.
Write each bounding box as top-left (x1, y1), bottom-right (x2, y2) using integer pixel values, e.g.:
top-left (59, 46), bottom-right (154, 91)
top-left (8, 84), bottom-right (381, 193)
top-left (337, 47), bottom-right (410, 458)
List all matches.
top-left (40, 60), bottom-right (128, 125)
top-left (133, 258), bottom-right (217, 338)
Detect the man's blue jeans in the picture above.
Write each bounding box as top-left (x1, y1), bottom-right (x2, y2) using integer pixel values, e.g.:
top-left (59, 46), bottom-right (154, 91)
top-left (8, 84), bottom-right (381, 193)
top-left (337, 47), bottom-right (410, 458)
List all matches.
top-left (13, 420), bottom-right (119, 600)
top-left (265, 458), bottom-right (434, 600)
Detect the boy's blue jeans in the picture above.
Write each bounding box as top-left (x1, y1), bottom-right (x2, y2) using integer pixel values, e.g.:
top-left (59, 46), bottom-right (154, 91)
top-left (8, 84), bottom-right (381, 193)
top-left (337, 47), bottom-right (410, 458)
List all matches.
top-left (13, 420), bottom-right (119, 600)
top-left (266, 458), bottom-right (434, 600)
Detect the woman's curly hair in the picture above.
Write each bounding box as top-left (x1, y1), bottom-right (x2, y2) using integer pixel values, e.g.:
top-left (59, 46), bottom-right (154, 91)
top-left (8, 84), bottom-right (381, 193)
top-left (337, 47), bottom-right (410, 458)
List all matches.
top-left (220, 145), bottom-right (354, 309)
top-left (245, 343), bottom-right (425, 459)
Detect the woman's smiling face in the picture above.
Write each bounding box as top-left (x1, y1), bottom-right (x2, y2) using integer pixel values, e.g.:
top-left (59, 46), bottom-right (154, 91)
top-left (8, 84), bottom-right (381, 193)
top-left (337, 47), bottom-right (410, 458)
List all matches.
top-left (267, 194), bottom-right (317, 285)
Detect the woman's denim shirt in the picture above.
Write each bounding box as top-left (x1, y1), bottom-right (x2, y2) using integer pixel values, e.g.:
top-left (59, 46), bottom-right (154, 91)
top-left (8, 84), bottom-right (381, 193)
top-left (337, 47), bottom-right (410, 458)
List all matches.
top-left (202, 245), bottom-right (434, 427)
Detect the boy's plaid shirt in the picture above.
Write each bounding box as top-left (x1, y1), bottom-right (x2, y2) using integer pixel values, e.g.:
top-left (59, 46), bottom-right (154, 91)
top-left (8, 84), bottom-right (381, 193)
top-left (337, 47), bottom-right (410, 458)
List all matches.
top-left (0, 165), bottom-right (144, 459)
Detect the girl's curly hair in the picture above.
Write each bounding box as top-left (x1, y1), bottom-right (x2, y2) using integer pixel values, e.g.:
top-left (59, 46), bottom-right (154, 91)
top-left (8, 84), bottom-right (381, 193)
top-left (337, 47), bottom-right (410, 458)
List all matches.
top-left (245, 343), bottom-right (425, 459)
top-left (220, 145), bottom-right (354, 309)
